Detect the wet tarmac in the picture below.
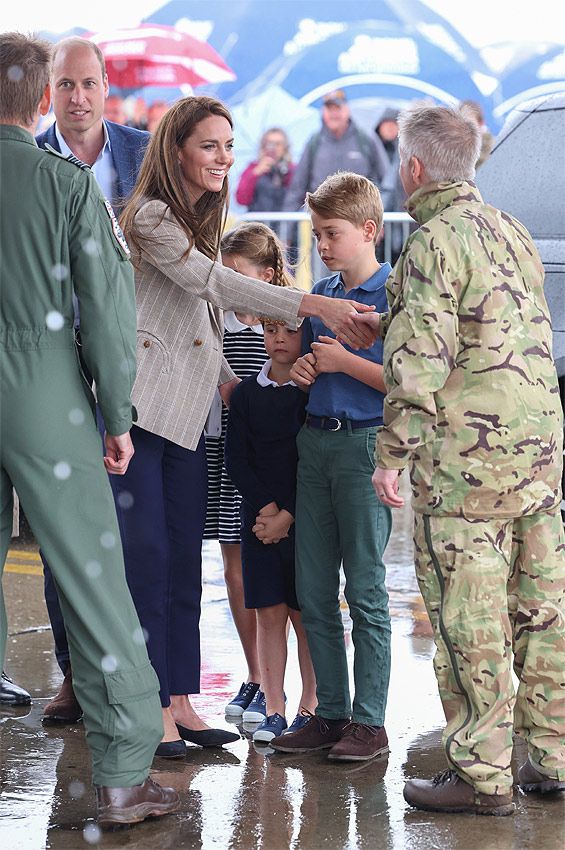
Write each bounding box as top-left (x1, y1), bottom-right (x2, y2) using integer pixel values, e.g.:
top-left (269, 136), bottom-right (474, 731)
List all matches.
top-left (2, 481), bottom-right (564, 850)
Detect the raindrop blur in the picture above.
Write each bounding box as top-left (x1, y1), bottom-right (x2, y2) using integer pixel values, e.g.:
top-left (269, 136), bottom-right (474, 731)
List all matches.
top-left (46, 310), bottom-right (64, 331)
top-left (117, 490), bottom-right (134, 510)
top-left (132, 626), bottom-right (149, 645)
top-left (51, 264), bottom-right (69, 281)
top-left (85, 560), bottom-right (102, 579)
top-left (100, 531), bottom-right (116, 549)
top-left (101, 655), bottom-right (118, 673)
top-left (69, 408), bottom-right (85, 426)
top-left (68, 780), bottom-right (85, 799)
top-left (53, 461), bottom-right (72, 480)
top-left (83, 822), bottom-right (102, 844)
top-left (82, 237), bottom-right (99, 256)
top-left (7, 65), bottom-right (24, 82)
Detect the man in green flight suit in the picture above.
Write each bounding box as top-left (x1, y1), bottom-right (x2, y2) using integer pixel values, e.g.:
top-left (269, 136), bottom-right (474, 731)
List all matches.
top-left (370, 105), bottom-right (565, 814)
top-left (0, 33), bottom-right (179, 826)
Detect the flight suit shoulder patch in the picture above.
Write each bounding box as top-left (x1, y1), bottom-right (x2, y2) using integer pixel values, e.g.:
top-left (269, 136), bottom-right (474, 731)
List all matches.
top-left (103, 200), bottom-right (131, 258)
top-left (44, 143), bottom-right (91, 171)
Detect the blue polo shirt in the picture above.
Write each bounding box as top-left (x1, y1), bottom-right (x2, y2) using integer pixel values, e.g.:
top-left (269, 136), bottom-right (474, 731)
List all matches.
top-left (303, 263), bottom-right (391, 422)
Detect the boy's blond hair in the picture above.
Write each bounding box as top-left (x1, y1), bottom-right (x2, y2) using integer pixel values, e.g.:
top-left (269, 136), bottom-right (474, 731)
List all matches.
top-left (305, 171), bottom-right (383, 240)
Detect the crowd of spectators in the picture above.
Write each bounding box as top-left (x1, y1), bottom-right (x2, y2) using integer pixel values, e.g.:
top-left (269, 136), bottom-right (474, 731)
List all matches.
top-left (89, 91), bottom-right (493, 220)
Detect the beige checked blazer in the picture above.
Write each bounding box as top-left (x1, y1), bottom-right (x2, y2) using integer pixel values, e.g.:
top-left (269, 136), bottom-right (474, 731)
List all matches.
top-left (131, 200), bottom-right (304, 450)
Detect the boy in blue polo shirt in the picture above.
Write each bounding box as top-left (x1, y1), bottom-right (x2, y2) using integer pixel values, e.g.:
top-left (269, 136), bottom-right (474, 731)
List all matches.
top-left (271, 171), bottom-right (392, 761)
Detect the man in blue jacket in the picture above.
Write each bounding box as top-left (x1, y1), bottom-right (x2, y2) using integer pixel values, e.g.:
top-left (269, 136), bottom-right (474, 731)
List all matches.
top-left (36, 37), bottom-right (150, 723)
top-left (36, 37), bottom-right (149, 211)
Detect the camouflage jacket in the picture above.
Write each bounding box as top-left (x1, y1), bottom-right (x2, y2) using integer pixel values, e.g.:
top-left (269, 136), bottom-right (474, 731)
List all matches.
top-left (377, 181), bottom-right (562, 518)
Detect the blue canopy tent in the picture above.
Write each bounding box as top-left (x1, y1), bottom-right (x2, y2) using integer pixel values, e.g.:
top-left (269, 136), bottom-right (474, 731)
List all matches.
top-left (493, 43), bottom-right (565, 123)
top-left (146, 0), bottom-right (497, 114)
top-left (145, 1), bottom-right (498, 209)
top-left (235, 19), bottom-right (494, 113)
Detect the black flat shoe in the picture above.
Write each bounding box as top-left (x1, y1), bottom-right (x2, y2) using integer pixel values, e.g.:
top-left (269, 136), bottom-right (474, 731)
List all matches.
top-left (154, 739), bottom-right (187, 759)
top-left (175, 723), bottom-right (240, 747)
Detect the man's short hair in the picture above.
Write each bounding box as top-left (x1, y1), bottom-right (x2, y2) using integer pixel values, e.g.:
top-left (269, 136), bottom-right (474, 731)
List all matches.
top-left (305, 171), bottom-right (384, 235)
top-left (398, 104), bottom-right (481, 183)
top-left (0, 32), bottom-right (51, 126)
top-left (51, 37), bottom-right (106, 78)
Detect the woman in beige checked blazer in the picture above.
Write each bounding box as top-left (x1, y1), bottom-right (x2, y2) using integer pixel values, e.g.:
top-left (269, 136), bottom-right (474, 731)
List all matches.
top-left (114, 96), bottom-right (378, 758)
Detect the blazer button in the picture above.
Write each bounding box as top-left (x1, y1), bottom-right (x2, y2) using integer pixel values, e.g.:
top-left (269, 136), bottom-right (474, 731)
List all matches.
top-left (143, 340), bottom-right (151, 348)
top-left (193, 338), bottom-right (203, 346)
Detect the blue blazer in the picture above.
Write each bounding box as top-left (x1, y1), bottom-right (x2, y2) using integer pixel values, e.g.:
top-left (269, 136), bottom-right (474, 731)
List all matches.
top-left (36, 120), bottom-right (150, 211)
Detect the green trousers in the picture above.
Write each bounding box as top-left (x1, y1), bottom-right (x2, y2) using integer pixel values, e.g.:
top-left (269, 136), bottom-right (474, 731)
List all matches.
top-left (414, 509), bottom-right (565, 795)
top-left (0, 346), bottom-right (163, 786)
top-left (295, 425), bottom-right (392, 725)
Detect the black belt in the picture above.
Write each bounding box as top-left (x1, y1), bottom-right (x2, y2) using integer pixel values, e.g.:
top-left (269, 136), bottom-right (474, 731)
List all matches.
top-left (305, 414), bottom-right (382, 432)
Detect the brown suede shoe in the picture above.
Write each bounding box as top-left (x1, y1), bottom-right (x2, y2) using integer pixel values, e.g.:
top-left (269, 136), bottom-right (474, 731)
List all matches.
top-left (270, 711), bottom-right (350, 753)
top-left (404, 769), bottom-right (515, 816)
top-left (518, 760), bottom-right (565, 793)
top-left (328, 723), bottom-right (389, 761)
top-left (96, 777), bottom-right (180, 826)
top-left (42, 667), bottom-right (82, 724)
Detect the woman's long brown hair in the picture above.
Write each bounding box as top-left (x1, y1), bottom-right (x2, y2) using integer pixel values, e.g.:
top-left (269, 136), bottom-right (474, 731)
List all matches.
top-left (120, 96), bottom-right (233, 262)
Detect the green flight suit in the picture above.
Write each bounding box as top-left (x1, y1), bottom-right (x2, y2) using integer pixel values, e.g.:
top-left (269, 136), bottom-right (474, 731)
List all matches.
top-left (0, 125), bottom-right (162, 787)
top-left (377, 181), bottom-right (565, 794)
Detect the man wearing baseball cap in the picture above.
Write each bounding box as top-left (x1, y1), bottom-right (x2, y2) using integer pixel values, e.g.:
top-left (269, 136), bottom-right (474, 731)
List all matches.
top-left (284, 89), bottom-right (389, 212)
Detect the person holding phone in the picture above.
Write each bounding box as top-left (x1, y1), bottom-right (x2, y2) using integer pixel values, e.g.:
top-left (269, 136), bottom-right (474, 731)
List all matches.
top-left (235, 128), bottom-right (295, 228)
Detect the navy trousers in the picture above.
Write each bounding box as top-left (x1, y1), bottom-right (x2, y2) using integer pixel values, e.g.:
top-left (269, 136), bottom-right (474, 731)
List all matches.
top-left (43, 425), bottom-right (208, 707)
top-left (110, 425), bottom-right (208, 707)
top-left (43, 563), bottom-right (69, 672)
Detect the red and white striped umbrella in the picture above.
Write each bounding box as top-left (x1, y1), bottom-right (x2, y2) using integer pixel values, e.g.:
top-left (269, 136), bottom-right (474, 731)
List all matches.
top-left (85, 24), bottom-right (236, 89)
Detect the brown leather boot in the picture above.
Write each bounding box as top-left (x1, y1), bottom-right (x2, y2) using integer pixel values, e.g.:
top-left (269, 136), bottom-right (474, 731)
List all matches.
top-left (270, 711), bottom-right (350, 752)
top-left (96, 777), bottom-right (180, 827)
top-left (42, 666), bottom-right (82, 724)
top-left (519, 760), bottom-right (565, 793)
top-left (404, 769), bottom-right (515, 815)
top-left (328, 723), bottom-right (389, 761)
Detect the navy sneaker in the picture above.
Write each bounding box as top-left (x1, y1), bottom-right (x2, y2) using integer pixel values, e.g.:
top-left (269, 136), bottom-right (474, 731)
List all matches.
top-left (242, 689), bottom-right (267, 723)
top-left (225, 681), bottom-right (260, 717)
top-left (253, 713), bottom-right (287, 743)
top-left (286, 710), bottom-right (311, 735)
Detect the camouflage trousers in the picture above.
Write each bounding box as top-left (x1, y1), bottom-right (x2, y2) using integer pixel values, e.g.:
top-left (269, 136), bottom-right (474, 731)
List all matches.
top-left (414, 508), bottom-right (565, 795)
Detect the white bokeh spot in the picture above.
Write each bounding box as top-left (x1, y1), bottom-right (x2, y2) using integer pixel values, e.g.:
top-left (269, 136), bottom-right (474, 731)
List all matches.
top-left (117, 490), bottom-right (134, 510)
top-left (101, 655), bottom-right (118, 673)
top-left (68, 408), bottom-right (85, 426)
top-left (100, 531), bottom-right (116, 549)
top-left (68, 780), bottom-right (85, 799)
top-left (83, 822), bottom-right (102, 845)
top-left (46, 310), bottom-right (64, 331)
top-left (85, 560), bottom-right (102, 579)
top-left (7, 65), bottom-right (24, 82)
top-left (53, 461), bottom-right (72, 480)
top-left (132, 626), bottom-right (149, 645)
top-left (82, 237), bottom-right (99, 256)
top-left (51, 264), bottom-right (68, 281)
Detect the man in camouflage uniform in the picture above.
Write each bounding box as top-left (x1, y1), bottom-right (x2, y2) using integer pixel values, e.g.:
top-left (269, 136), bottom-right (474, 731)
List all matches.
top-left (372, 105), bottom-right (565, 815)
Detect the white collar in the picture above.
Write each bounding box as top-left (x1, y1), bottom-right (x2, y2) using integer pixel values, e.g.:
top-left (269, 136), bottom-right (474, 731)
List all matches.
top-left (224, 311), bottom-right (264, 335)
top-left (55, 120), bottom-right (111, 162)
top-left (256, 359), bottom-right (296, 388)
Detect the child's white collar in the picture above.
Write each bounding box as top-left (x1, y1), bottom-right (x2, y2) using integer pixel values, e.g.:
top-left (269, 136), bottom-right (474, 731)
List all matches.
top-left (256, 359), bottom-right (296, 388)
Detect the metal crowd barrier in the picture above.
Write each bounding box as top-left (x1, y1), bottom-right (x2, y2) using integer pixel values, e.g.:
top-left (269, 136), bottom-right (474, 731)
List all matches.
top-left (234, 211), bottom-right (414, 289)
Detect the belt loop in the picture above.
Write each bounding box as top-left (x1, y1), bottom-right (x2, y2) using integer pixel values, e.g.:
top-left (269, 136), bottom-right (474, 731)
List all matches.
top-left (346, 419), bottom-right (354, 435)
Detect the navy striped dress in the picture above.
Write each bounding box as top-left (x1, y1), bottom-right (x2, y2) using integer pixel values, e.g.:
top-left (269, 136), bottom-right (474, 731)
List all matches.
top-left (204, 313), bottom-right (267, 544)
